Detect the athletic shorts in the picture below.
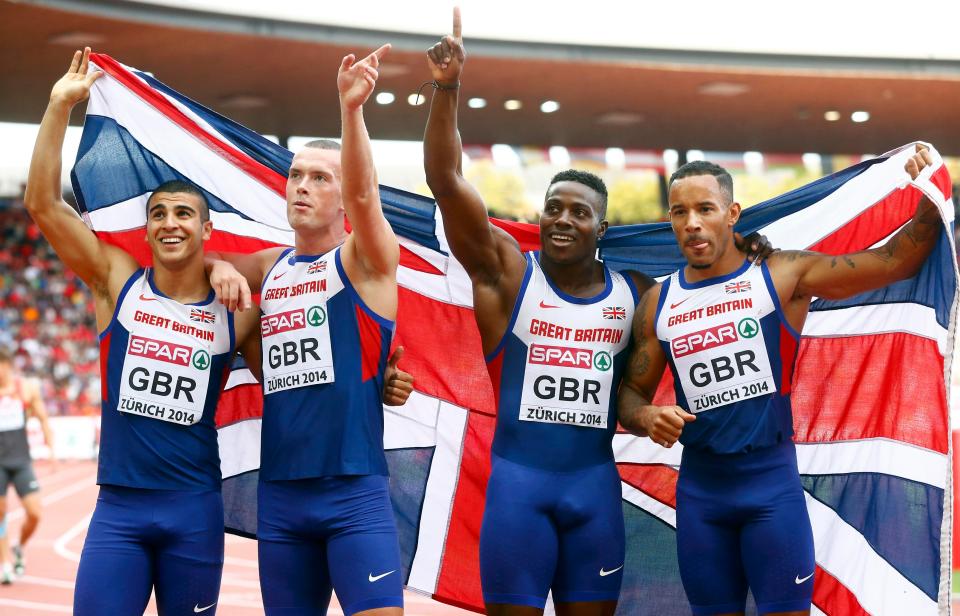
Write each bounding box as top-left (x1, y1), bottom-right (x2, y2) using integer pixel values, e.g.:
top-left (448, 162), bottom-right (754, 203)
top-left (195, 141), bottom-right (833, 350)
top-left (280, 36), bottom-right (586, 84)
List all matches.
top-left (257, 474), bottom-right (403, 616)
top-left (74, 486), bottom-right (224, 616)
top-left (0, 462), bottom-right (39, 497)
top-left (676, 441), bottom-right (815, 615)
top-left (479, 454), bottom-right (625, 608)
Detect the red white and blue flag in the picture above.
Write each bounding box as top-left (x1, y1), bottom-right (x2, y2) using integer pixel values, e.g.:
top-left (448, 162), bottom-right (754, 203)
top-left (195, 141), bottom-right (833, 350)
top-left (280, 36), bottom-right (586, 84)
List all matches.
top-left (602, 306), bottom-right (627, 320)
top-left (724, 280), bottom-right (751, 294)
top-left (189, 307), bottom-right (216, 324)
top-left (71, 54), bottom-right (956, 616)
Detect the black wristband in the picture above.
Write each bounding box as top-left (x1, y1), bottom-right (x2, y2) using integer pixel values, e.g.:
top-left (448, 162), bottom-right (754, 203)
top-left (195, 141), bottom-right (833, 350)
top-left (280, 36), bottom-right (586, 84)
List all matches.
top-left (433, 80), bottom-right (460, 91)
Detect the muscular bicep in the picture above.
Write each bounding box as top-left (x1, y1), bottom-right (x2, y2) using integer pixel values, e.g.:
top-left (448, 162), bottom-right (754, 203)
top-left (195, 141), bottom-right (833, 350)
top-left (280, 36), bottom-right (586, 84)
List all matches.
top-left (622, 285), bottom-right (667, 399)
top-left (786, 248), bottom-right (910, 300)
top-left (33, 199), bottom-right (136, 293)
top-left (436, 181), bottom-right (515, 284)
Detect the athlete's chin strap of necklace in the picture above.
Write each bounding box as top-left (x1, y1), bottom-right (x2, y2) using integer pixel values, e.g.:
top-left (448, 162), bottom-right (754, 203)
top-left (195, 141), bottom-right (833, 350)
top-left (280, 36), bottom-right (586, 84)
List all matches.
top-left (413, 80), bottom-right (461, 105)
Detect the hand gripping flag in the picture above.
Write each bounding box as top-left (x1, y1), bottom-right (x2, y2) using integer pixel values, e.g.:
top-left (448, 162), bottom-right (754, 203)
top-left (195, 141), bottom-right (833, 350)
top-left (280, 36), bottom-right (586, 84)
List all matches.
top-left (72, 54), bottom-right (956, 615)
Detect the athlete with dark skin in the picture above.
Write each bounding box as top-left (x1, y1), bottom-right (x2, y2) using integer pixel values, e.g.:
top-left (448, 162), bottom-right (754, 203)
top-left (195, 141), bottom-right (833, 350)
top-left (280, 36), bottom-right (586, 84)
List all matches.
top-left (618, 146), bottom-right (940, 616)
top-left (424, 9), bottom-right (771, 616)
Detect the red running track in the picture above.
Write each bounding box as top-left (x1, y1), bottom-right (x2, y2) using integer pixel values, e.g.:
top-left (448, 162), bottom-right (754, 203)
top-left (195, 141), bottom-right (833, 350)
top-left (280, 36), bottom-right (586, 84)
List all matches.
top-left (0, 461), bottom-right (474, 615)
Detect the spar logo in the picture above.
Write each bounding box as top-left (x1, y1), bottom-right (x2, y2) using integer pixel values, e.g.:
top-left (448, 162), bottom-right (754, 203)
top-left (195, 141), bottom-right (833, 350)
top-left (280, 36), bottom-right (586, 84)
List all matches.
top-left (738, 317), bottom-right (759, 338)
top-left (128, 335), bottom-right (192, 366)
top-left (192, 349), bottom-right (210, 371)
top-left (307, 306), bottom-right (327, 326)
top-left (261, 309), bottom-right (306, 338)
top-left (529, 344), bottom-right (609, 371)
top-left (671, 322), bottom-right (737, 358)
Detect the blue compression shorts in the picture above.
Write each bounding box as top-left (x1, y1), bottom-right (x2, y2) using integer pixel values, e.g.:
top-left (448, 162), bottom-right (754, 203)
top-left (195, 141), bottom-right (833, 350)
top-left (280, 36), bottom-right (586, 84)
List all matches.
top-left (479, 454), bottom-right (625, 608)
top-left (676, 441), bottom-right (815, 615)
top-left (74, 486), bottom-right (224, 616)
top-left (257, 474), bottom-right (403, 616)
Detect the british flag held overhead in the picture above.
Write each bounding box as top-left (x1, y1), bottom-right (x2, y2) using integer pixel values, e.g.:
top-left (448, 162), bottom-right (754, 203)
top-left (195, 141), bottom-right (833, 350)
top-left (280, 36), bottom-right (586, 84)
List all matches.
top-left (189, 307), bottom-right (216, 324)
top-left (603, 306), bottom-right (627, 320)
top-left (724, 280), bottom-right (752, 294)
top-left (71, 53), bottom-right (955, 616)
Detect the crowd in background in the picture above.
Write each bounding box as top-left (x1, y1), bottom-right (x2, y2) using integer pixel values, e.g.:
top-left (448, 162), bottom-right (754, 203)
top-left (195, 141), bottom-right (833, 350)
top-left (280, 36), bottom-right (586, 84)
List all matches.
top-left (0, 197), bottom-right (99, 416)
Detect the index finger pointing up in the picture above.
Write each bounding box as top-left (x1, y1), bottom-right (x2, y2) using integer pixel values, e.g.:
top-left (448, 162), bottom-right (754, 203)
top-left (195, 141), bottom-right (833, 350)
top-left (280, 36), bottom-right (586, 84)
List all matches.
top-left (452, 6), bottom-right (462, 41)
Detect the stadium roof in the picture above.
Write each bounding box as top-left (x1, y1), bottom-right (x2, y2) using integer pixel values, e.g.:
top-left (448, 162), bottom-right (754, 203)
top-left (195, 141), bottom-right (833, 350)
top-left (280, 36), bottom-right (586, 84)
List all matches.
top-left (4, 0), bottom-right (960, 155)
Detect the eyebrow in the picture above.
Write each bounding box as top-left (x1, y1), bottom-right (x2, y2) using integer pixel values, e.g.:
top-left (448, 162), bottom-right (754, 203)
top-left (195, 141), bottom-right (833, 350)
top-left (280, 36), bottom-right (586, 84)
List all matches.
top-left (148, 203), bottom-right (197, 214)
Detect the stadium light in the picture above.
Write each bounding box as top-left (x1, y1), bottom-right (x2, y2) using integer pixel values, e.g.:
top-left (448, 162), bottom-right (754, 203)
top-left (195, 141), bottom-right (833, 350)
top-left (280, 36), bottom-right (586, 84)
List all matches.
top-left (549, 146), bottom-right (570, 167)
top-left (851, 111), bottom-right (870, 123)
top-left (407, 93), bottom-right (426, 106)
top-left (491, 144), bottom-right (522, 168)
top-left (605, 148), bottom-right (626, 170)
top-left (823, 110), bottom-right (841, 122)
top-left (802, 153), bottom-right (822, 174)
top-left (504, 99), bottom-right (523, 110)
top-left (375, 92), bottom-right (395, 105)
top-left (540, 100), bottom-right (560, 113)
top-left (468, 98), bottom-right (487, 109)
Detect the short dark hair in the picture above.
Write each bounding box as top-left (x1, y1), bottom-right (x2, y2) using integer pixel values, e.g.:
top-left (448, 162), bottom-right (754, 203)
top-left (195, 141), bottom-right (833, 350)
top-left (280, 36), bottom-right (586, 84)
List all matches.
top-left (669, 161), bottom-right (734, 204)
top-left (147, 180), bottom-right (210, 222)
top-left (547, 169), bottom-right (608, 219)
top-left (302, 139), bottom-right (341, 151)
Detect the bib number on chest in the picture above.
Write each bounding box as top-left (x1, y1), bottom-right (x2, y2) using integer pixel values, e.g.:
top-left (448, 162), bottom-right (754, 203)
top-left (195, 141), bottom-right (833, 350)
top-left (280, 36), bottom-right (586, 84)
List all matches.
top-left (518, 343), bottom-right (612, 429)
top-left (118, 335), bottom-right (211, 426)
top-left (0, 398), bottom-right (25, 432)
top-left (261, 305), bottom-right (335, 394)
top-left (671, 318), bottom-right (776, 413)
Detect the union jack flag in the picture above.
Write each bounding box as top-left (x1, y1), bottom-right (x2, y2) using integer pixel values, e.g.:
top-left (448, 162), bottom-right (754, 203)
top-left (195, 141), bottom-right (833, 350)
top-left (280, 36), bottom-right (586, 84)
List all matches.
top-left (307, 260), bottom-right (327, 275)
top-left (72, 53), bottom-right (955, 616)
top-left (602, 306), bottom-right (627, 320)
top-left (189, 307), bottom-right (215, 324)
top-left (724, 280), bottom-right (751, 294)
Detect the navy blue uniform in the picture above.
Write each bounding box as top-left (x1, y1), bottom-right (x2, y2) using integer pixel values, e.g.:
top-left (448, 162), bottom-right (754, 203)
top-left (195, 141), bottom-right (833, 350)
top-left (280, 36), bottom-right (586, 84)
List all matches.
top-left (257, 247), bottom-right (401, 616)
top-left (656, 260), bottom-right (814, 615)
top-left (75, 269), bottom-right (234, 616)
top-left (481, 253), bottom-right (637, 608)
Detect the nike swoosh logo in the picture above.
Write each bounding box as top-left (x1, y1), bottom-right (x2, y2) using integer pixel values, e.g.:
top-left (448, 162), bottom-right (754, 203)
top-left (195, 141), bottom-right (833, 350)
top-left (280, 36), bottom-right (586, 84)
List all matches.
top-left (272, 271), bottom-right (287, 280)
top-left (599, 565), bottom-right (623, 577)
top-left (139, 294), bottom-right (158, 302)
top-left (669, 297), bottom-right (691, 309)
top-left (369, 570), bottom-right (396, 583)
top-left (795, 572), bottom-right (814, 584)
top-left (194, 603), bottom-right (217, 613)
top-left (539, 300), bottom-right (560, 309)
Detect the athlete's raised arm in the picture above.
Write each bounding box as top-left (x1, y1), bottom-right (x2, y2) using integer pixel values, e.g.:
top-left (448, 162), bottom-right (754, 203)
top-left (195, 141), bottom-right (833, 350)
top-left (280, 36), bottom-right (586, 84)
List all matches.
top-left (23, 48), bottom-right (138, 326)
top-left (423, 8), bottom-right (526, 290)
top-left (770, 145), bottom-right (942, 302)
top-left (618, 285), bottom-right (695, 447)
top-left (338, 44), bottom-right (400, 302)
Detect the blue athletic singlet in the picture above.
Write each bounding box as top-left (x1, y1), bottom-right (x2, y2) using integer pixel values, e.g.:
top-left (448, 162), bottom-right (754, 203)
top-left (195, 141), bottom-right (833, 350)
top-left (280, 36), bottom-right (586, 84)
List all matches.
top-left (480, 253), bottom-right (637, 608)
top-left (257, 246), bottom-right (401, 616)
top-left (655, 259), bottom-right (800, 454)
top-left (486, 252), bottom-right (638, 472)
top-left (655, 259), bottom-right (813, 615)
top-left (77, 268), bottom-right (234, 616)
top-left (98, 269), bottom-right (235, 489)
top-left (258, 247), bottom-right (394, 480)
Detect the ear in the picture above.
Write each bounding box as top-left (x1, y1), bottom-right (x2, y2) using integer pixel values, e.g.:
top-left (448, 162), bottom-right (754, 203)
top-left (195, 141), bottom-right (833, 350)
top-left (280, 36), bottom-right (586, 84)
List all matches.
top-left (727, 201), bottom-right (741, 227)
top-left (597, 219), bottom-right (609, 240)
top-left (201, 219), bottom-right (213, 242)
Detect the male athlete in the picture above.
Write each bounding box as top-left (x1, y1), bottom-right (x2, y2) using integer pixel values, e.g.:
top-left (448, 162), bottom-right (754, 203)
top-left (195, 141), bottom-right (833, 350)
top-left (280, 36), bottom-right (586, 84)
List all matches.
top-left (24, 48), bottom-right (261, 615)
top-left (205, 44), bottom-right (407, 616)
top-left (423, 10), bottom-right (769, 616)
top-left (618, 151), bottom-right (940, 615)
top-left (0, 348), bottom-right (55, 584)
